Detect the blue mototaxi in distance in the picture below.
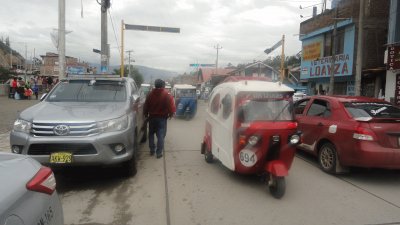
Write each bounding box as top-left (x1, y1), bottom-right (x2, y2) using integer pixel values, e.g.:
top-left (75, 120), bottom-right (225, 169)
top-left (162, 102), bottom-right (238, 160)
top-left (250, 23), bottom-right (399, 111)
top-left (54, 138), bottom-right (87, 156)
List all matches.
top-left (172, 84), bottom-right (197, 120)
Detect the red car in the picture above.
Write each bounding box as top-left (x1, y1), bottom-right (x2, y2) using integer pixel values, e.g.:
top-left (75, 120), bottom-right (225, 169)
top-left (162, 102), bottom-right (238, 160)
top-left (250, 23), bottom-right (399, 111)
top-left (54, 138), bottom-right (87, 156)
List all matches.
top-left (294, 95), bottom-right (400, 174)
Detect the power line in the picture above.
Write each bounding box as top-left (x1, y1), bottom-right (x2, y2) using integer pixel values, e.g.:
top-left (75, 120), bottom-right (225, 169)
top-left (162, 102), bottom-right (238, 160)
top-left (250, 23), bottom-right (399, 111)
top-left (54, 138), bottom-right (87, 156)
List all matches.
top-left (108, 7), bottom-right (121, 56)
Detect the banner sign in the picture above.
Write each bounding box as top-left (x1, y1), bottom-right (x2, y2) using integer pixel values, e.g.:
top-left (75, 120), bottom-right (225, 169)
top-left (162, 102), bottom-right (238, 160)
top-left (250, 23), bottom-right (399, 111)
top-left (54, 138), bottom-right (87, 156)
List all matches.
top-left (387, 45), bottom-right (400, 71)
top-left (300, 25), bottom-right (355, 80)
top-left (303, 41), bottom-right (322, 61)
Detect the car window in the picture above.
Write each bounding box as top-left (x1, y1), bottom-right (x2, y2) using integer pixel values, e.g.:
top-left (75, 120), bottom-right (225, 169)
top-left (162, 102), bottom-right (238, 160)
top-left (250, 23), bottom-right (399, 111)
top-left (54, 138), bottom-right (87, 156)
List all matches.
top-left (221, 94), bottom-right (232, 120)
top-left (306, 99), bottom-right (331, 117)
top-left (294, 99), bottom-right (310, 115)
top-left (47, 80), bottom-right (127, 102)
top-left (344, 102), bottom-right (400, 119)
top-left (210, 93), bottom-right (220, 115)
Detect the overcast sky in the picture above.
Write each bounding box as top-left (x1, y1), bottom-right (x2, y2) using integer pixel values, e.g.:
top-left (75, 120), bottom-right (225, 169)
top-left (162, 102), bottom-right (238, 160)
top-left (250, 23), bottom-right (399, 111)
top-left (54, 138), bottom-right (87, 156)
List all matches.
top-left (1, 0), bottom-right (330, 73)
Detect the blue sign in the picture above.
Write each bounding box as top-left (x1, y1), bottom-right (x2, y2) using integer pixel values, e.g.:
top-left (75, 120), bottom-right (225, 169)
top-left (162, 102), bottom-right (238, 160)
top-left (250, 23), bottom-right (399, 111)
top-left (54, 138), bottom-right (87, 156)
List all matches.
top-left (67, 66), bottom-right (86, 74)
top-left (100, 66), bottom-right (108, 73)
top-left (190, 64), bottom-right (215, 67)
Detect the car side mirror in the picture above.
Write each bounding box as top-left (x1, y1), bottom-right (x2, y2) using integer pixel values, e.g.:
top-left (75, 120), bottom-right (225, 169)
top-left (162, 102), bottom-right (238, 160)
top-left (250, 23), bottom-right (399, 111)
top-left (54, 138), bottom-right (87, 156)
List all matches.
top-left (132, 94), bottom-right (140, 103)
top-left (40, 93), bottom-right (47, 101)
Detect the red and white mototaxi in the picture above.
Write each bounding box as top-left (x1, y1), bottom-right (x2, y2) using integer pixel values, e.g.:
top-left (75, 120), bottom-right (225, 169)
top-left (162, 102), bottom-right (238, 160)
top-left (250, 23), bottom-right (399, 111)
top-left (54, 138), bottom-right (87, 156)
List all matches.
top-left (201, 77), bottom-right (301, 198)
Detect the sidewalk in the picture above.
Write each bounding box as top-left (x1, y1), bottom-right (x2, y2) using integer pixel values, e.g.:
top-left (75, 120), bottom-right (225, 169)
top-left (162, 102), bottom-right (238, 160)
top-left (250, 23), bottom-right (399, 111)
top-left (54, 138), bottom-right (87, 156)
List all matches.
top-left (0, 96), bottom-right (39, 152)
top-left (0, 132), bottom-right (10, 152)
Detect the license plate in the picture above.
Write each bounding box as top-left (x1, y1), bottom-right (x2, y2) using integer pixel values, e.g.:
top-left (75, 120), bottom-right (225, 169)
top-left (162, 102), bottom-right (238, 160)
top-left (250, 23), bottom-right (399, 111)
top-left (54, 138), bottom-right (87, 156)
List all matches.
top-left (50, 152), bottom-right (72, 163)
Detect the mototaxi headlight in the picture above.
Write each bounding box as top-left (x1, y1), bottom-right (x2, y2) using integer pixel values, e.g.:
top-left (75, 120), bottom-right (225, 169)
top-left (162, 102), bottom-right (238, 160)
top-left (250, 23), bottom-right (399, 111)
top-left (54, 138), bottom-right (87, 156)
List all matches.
top-left (248, 135), bottom-right (260, 146)
top-left (13, 119), bottom-right (32, 134)
top-left (97, 116), bottom-right (129, 133)
top-left (289, 134), bottom-right (300, 144)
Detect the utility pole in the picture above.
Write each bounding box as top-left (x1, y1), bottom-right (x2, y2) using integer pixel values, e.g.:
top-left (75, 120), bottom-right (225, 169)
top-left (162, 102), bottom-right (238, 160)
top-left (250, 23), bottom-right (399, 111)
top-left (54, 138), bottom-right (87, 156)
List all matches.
top-left (355, 0), bottom-right (364, 96)
top-left (126, 50), bottom-right (134, 77)
top-left (214, 44), bottom-right (222, 75)
top-left (24, 44), bottom-right (27, 81)
top-left (9, 43), bottom-right (12, 69)
top-left (120, 20), bottom-right (124, 77)
top-left (329, 8), bottom-right (338, 95)
top-left (58, 0), bottom-right (66, 79)
top-left (100, 0), bottom-right (110, 73)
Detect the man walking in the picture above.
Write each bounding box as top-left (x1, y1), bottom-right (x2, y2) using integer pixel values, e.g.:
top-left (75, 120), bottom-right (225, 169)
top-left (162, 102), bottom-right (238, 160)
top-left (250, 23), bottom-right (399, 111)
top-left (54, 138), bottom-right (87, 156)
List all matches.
top-left (143, 79), bottom-right (176, 158)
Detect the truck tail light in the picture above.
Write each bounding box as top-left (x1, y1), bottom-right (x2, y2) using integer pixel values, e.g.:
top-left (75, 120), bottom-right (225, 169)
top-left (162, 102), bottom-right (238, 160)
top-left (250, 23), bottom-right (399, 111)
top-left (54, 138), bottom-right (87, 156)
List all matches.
top-left (353, 127), bottom-right (375, 141)
top-left (26, 167), bottom-right (56, 195)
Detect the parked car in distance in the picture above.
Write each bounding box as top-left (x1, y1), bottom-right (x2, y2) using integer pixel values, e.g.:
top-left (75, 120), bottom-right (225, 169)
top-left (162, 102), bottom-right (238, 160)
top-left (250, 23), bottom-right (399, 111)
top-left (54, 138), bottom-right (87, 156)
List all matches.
top-left (0, 152), bottom-right (63, 225)
top-left (10, 74), bottom-right (145, 177)
top-left (294, 95), bottom-right (400, 174)
top-left (293, 91), bottom-right (307, 101)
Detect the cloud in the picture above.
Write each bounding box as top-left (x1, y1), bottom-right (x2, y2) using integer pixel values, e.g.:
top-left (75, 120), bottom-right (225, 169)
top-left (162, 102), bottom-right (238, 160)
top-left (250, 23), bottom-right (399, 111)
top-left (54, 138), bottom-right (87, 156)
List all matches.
top-left (2, 0), bottom-right (305, 73)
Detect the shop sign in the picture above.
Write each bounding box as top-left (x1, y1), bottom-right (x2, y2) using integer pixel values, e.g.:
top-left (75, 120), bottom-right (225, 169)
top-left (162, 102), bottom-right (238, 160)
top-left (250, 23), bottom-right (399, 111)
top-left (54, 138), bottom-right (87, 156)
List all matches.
top-left (303, 41), bottom-right (321, 61)
top-left (395, 74), bottom-right (400, 106)
top-left (304, 54), bottom-right (352, 78)
top-left (388, 45), bottom-right (400, 71)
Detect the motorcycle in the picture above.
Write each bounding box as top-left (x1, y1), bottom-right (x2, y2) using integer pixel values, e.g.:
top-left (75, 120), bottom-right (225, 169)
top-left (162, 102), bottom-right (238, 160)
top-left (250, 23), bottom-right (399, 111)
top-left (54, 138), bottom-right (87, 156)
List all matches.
top-left (173, 84), bottom-right (197, 120)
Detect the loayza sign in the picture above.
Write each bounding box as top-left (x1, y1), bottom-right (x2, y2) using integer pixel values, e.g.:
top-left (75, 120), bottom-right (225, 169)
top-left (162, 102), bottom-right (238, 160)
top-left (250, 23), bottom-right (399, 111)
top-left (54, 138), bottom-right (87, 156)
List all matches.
top-left (301, 51), bottom-right (354, 79)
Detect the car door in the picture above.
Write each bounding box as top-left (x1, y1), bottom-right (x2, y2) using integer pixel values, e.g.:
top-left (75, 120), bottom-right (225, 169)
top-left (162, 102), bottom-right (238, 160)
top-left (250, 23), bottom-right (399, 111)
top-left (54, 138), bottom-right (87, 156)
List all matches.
top-left (130, 81), bottom-right (143, 130)
top-left (297, 98), bottom-right (332, 152)
top-left (216, 89), bottom-right (235, 170)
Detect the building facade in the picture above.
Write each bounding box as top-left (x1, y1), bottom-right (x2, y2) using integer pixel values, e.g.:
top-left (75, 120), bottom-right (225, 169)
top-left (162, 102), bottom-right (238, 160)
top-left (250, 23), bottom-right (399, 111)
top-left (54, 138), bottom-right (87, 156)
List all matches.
top-left (300, 0), bottom-right (389, 96)
top-left (40, 52), bottom-right (89, 76)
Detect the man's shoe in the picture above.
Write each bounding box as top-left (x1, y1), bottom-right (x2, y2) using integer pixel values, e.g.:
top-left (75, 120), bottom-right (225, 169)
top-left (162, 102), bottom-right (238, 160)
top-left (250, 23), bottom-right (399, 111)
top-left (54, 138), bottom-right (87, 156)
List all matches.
top-left (150, 152), bottom-right (155, 156)
top-left (156, 154), bottom-right (163, 159)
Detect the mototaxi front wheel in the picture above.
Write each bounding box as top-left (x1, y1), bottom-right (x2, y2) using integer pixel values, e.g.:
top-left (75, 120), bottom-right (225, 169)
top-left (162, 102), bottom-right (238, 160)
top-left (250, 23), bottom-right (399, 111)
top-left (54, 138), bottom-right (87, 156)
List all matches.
top-left (268, 176), bottom-right (286, 199)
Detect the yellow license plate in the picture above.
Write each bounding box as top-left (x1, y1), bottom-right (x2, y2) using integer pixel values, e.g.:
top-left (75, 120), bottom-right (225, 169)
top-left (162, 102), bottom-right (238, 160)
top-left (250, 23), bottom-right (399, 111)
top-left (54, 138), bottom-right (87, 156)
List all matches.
top-left (50, 152), bottom-right (73, 163)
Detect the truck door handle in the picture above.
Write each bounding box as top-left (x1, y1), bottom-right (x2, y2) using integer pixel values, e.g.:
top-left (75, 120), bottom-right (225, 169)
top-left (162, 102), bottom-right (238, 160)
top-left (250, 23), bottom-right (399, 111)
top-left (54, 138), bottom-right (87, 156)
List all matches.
top-left (317, 122), bottom-right (323, 126)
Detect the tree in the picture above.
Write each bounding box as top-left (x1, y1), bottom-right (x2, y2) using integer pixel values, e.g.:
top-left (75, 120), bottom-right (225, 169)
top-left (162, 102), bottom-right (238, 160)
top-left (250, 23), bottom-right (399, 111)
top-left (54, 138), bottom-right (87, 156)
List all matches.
top-left (113, 65), bottom-right (144, 87)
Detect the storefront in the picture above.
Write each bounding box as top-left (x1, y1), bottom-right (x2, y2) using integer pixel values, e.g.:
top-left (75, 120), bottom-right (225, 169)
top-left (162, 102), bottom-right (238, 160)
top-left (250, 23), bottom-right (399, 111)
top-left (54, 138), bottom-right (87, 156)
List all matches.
top-left (300, 20), bottom-right (355, 95)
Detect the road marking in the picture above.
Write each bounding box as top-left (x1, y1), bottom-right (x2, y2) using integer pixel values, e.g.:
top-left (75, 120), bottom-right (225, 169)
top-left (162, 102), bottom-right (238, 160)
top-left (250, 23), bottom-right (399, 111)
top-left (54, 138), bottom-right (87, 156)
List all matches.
top-left (162, 153), bottom-right (171, 225)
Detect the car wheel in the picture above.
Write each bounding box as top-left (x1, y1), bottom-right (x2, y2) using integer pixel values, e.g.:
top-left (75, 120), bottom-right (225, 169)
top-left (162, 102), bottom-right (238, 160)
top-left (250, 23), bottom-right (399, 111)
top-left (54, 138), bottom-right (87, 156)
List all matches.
top-left (268, 176), bottom-right (286, 199)
top-left (185, 112), bottom-right (191, 121)
top-left (122, 155), bottom-right (137, 177)
top-left (204, 146), bottom-right (213, 163)
top-left (318, 142), bottom-right (337, 174)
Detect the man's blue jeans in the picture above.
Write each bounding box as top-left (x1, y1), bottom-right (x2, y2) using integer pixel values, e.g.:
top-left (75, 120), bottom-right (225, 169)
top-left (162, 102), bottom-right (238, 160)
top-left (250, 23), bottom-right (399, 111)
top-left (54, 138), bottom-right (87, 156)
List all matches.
top-left (148, 117), bottom-right (167, 156)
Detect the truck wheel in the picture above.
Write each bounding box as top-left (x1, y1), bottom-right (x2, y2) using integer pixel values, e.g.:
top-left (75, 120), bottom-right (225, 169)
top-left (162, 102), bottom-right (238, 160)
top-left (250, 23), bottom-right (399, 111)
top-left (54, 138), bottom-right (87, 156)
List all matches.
top-left (318, 142), bottom-right (337, 174)
top-left (269, 176), bottom-right (286, 199)
top-left (204, 147), bottom-right (213, 163)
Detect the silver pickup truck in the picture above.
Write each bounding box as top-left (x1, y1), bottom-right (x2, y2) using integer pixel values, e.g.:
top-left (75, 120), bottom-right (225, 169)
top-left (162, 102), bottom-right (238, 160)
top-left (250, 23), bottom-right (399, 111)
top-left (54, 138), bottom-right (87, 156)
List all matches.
top-left (10, 75), bottom-right (146, 177)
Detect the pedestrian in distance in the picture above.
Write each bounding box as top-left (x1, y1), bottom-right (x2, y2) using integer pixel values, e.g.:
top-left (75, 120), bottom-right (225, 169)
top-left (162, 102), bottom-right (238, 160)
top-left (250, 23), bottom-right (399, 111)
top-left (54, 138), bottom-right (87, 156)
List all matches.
top-left (143, 79), bottom-right (176, 159)
top-left (47, 76), bottom-right (53, 91)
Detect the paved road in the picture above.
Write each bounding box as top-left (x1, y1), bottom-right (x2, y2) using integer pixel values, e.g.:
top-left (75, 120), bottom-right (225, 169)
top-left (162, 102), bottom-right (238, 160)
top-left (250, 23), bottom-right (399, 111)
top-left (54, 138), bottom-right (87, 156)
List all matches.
top-left (1, 98), bottom-right (400, 225)
top-left (0, 96), bottom-right (39, 152)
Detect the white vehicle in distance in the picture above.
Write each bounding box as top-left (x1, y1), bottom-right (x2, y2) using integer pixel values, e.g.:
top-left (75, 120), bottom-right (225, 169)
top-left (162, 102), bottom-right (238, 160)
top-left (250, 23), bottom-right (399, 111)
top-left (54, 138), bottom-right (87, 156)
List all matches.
top-left (293, 91), bottom-right (307, 101)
